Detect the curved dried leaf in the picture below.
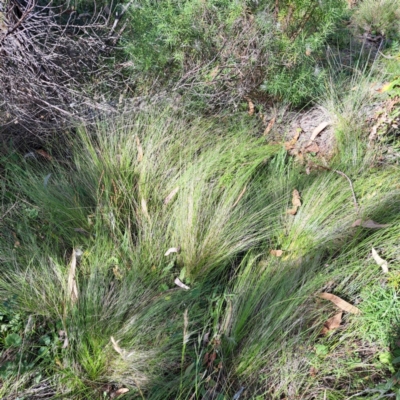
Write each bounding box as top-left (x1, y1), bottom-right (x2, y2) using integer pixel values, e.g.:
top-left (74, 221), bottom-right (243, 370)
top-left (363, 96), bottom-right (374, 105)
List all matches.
top-left (164, 186), bottom-right (179, 205)
top-left (352, 219), bottom-right (390, 229)
top-left (372, 247), bottom-right (389, 273)
top-left (174, 278), bottom-right (190, 290)
top-left (165, 247), bottom-right (180, 256)
top-left (36, 149), bottom-right (52, 160)
top-left (245, 97), bottom-right (255, 116)
top-left (263, 116), bottom-right (276, 136)
top-left (141, 198), bottom-right (150, 220)
top-left (292, 189), bottom-right (301, 207)
top-left (232, 186), bottom-right (247, 208)
top-left (321, 312), bottom-right (342, 336)
top-left (67, 249), bottom-right (78, 304)
top-left (136, 136), bottom-right (143, 162)
top-left (110, 336), bottom-right (124, 356)
top-left (319, 293), bottom-right (360, 314)
top-left (115, 388), bottom-right (129, 395)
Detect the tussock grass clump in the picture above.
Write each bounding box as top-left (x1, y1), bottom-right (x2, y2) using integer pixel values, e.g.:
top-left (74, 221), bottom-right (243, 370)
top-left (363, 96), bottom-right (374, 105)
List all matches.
top-left (0, 108), bottom-right (399, 399)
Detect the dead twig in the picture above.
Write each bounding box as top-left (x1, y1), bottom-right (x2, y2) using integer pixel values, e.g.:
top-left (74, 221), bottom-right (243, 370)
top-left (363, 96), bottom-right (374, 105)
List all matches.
top-left (333, 169), bottom-right (359, 212)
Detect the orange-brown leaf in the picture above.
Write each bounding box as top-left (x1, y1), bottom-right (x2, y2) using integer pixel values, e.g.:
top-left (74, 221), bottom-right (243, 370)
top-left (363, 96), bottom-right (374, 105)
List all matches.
top-left (292, 189), bottom-right (301, 207)
top-left (321, 312), bottom-right (342, 335)
top-left (136, 136), bottom-right (143, 162)
top-left (263, 116), bottom-right (276, 136)
top-left (286, 207), bottom-right (298, 215)
top-left (36, 149), bottom-right (52, 161)
top-left (284, 129), bottom-right (301, 150)
top-left (319, 293), bottom-right (360, 314)
top-left (115, 388), bottom-right (129, 396)
top-left (304, 142), bottom-right (320, 153)
top-left (244, 96), bottom-right (255, 116)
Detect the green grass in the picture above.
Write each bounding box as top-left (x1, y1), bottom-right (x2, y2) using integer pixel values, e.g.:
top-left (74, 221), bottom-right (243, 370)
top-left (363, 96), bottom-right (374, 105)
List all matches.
top-left (1, 0), bottom-right (400, 398)
top-left (0, 106), bottom-right (399, 399)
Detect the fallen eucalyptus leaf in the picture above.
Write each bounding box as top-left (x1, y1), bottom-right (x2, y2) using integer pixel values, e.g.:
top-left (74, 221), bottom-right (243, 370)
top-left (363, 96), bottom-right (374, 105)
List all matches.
top-left (164, 187), bottom-right (179, 205)
top-left (232, 186), bottom-right (247, 208)
top-left (67, 249), bottom-right (78, 305)
top-left (174, 278), bottom-right (190, 290)
top-left (304, 142), bottom-right (320, 153)
top-left (136, 136), bottom-right (143, 162)
top-left (284, 129), bottom-right (301, 150)
top-left (307, 121), bottom-right (329, 146)
top-left (36, 149), bottom-right (52, 161)
top-left (287, 189), bottom-right (301, 215)
top-left (352, 219), bottom-right (390, 229)
top-left (110, 336), bottom-right (124, 356)
top-left (321, 312), bottom-right (342, 336)
top-left (165, 247), bottom-right (180, 256)
top-left (245, 97), bottom-right (255, 116)
top-left (372, 247), bottom-right (389, 273)
top-left (263, 116), bottom-right (276, 136)
top-left (292, 189), bottom-right (301, 207)
top-left (319, 293), bottom-right (360, 314)
top-left (141, 198), bottom-right (150, 220)
top-left (114, 388), bottom-right (129, 396)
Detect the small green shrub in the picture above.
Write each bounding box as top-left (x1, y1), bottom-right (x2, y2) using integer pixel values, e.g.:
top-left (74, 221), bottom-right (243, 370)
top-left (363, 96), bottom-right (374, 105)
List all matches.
top-left (351, 0), bottom-right (400, 39)
top-left (123, 0), bottom-right (347, 108)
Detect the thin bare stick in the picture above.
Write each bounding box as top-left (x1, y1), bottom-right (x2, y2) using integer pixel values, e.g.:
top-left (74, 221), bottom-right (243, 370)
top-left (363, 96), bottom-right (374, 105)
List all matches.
top-left (333, 169), bottom-right (359, 212)
top-left (0, 202), bottom-right (18, 221)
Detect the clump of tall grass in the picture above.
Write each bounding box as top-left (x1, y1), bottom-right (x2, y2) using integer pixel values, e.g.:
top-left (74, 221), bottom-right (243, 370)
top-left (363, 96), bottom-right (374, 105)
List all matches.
top-left (0, 108), bottom-right (399, 399)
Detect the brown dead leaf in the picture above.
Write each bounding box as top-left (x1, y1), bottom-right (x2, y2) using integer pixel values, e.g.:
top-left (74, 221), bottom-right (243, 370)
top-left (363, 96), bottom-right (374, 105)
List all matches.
top-left (136, 136), bottom-right (143, 162)
top-left (165, 246), bottom-right (181, 256)
top-left (319, 293), bottom-right (360, 314)
top-left (208, 352), bottom-right (217, 366)
top-left (306, 121), bottom-right (329, 146)
top-left (263, 116), bottom-right (276, 136)
top-left (286, 207), bottom-right (298, 215)
top-left (209, 65), bottom-right (220, 80)
top-left (203, 352), bottom-right (209, 365)
top-left (292, 189), bottom-right (301, 207)
top-left (287, 188), bottom-right (301, 215)
top-left (270, 249), bottom-right (283, 257)
top-left (372, 247), bottom-right (389, 273)
top-left (110, 336), bottom-right (124, 356)
top-left (368, 112), bottom-right (387, 142)
top-left (164, 187), bottom-right (179, 205)
top-left (232, 186), bottom-right (247, 208)
top-left (284, 128), bottom-right (301, 150)
top-left (36, 149), bottom-right (53, 161)
top-left (352, 219), bottom-right (390, 229)
top-left (141, 197), bottom-right (150, 220)
top-left (67, 249), bottom-right (78, 305)
top-left (245, 97), bottom-right (255, 116)
top-left (304, 142), bottom-right (320, 153)
top-left (321, 312), bottom-right (342, 335)
top-left (114, 388), bottom-right (129, 396)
